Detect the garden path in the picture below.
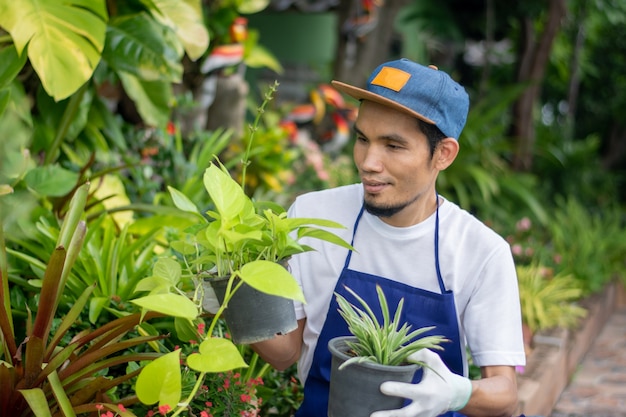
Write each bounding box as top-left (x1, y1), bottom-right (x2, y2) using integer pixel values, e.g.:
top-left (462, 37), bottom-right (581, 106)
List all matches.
top-left (550, 306), bottom-right (626, 417)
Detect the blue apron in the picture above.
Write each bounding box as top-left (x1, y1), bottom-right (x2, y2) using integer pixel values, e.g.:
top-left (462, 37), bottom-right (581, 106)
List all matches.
top-left (296, 198), bottom-right (466, 417)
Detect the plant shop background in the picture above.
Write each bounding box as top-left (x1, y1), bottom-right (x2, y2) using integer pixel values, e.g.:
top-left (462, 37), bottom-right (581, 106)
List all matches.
top-left (2, 0), bottom-right (626, 416)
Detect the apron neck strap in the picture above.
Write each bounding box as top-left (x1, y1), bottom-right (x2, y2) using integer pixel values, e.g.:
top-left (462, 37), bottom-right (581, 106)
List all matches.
top-left (343, 195), bottom-right (448, 294)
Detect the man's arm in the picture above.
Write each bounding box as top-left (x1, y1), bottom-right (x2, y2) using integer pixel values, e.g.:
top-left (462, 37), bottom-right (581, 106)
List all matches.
top-left (460, 365), bottom-right (518, 417)
top-left (250, 318), bottom-right (306, 371)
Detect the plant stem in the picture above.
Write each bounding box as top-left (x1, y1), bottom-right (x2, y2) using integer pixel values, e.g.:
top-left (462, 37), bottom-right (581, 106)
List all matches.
top-left (240, 81), bottom-right (279, 194)
top-left (171, 371), bottom-right (207, 417)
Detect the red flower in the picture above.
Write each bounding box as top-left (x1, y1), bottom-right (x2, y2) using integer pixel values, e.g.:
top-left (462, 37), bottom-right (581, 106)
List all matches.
top-left (158, 404), bottom-right (172, 415)
top-left (166, 121), bottom-right (176, 135)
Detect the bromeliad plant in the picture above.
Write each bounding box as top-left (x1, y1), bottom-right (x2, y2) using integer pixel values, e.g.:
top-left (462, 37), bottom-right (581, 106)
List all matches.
top-left (335, 285), bottom-right (447, 369)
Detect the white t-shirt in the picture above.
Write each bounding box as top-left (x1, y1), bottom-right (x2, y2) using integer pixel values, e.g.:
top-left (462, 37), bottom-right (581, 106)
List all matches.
top-left (287, 183), bottom-right (526, 383)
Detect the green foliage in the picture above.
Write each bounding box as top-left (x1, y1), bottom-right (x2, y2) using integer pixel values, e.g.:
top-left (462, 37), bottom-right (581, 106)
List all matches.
top-left (517, 263), bottom-right (587, 333)
top-left (0, 183), bottom-right (165, 417)
top-left (548, 196), bottom-right (626, 295)
top-left (438, 84), bottom-right (549, 226)
top-left (334, 285), bottom-right (447, 368)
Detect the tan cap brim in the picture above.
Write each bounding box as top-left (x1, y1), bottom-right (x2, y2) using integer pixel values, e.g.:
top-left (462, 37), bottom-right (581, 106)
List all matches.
top-left (330, 80), bottom-right (436, 125)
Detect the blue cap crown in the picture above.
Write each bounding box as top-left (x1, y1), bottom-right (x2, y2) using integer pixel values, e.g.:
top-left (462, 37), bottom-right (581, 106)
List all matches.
top-left (332, 58), bottom-right (469, 140)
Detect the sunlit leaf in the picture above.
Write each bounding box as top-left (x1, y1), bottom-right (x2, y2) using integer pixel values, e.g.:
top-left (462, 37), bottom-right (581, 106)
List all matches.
top-left (136, 350), bottom-right (181, 407)
top-left (132, 293), bottom-right (198, 319)
top-left (0, 0), bottom-right (107, 100)
top-left (238, 260), bottom-right (305, 303)
top-left (187, 338), bottom-right (247, 372)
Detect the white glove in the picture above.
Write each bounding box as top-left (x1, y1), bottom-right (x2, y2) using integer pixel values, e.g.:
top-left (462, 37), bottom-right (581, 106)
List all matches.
top-left (370, 349), bottom-right (472, 417)
top-left (201, 281), bottom-right (221, 314)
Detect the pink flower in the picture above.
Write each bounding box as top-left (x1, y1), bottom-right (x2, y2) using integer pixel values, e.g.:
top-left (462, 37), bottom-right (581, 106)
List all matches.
top-left (511, 244), bottom-right (523, 256)
top-left (516, 217), bottom-right (531, 232)
top-left (158, 404), bottom-right (171, 415)
top-left (197, 322), bottom-right (206, 335)
top-left (117, 404), bottom-right (126, 412)
top-left (200, 412), bottom-right (210, 417)
top-left (96, 404), bottom-right (104, 411)
top-left (240, 394), bottom-right (251, 403)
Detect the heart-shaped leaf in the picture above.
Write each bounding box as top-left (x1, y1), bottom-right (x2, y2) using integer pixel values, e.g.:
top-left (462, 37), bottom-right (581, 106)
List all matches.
top-left (187, 338), bottom-right (247, 373)
top-left (136, 350), bottom-right (181, 407)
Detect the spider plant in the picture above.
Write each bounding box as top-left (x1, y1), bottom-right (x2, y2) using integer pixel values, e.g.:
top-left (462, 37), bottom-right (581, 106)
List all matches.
top-left (335, 284), bottom-right (447, 369)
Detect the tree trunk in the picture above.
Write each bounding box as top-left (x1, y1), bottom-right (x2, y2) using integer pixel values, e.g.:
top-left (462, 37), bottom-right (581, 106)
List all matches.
top-left (511, 0), bottom-right (567, 171)
top-left (333, 0), bottom-right (411, 87)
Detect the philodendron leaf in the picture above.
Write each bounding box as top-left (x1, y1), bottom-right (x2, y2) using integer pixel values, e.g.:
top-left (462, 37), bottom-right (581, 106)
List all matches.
top-left (148, 0), bottom-right (209, 60)
top-left (0, 0), bottom-right (107, 101)
top-left (104, 13), bottom-right (182, 82)
top-left (203, 163), bottom-right (248, 221)
top-left (117, 72), bottom-right (171, 127)
top-left (152, 257), bottom-right (182, 286)
top-left (187, 338), bottom-right (247, 373)
top-left (23, 165), bottom-right (80, 197)
top-left (0, 44), bottom-right (28, 89)
top-left (132, 294), bottom-right (198, 319)
top-left (167, 186), bottom-right (201, 215)
top-left (136, 350), bottom-right (181, 407)
top-left (239, 260), bottom-right (305, 303)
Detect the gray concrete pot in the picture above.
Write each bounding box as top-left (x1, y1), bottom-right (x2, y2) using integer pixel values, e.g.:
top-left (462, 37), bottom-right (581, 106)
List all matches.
top-left (207, 276), bottom-right (297, 344)
top-left (328, 336), bottom-right (419, 417)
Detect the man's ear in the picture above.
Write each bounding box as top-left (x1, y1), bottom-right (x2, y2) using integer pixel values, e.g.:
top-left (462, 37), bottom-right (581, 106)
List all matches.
top-left (435, 138), bottom-right (459, 170)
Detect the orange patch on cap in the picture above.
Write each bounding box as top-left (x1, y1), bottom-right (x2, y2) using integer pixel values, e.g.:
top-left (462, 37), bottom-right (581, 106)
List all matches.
top-left (371, 66), bottom-right (411, 92)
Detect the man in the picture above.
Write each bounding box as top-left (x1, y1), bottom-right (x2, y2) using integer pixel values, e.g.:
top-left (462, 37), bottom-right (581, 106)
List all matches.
top-left (251, 58), bottom-right (526, 417)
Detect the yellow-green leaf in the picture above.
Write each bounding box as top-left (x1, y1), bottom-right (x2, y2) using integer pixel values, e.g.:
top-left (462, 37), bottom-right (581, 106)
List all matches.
top-left (136, 350), bottom-right (181, 407)
top-left (187, 338), bottom-right (247, 372)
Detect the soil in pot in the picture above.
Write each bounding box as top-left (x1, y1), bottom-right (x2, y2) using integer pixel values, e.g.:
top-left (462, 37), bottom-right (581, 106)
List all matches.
top-left (207, 276), bottom-right (298, 344)
top-left (328, 336), bottom-right (420, 417)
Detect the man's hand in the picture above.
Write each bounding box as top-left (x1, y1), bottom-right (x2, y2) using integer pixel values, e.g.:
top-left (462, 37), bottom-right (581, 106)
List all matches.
top-left (370, 349), bottom-right (472, 417)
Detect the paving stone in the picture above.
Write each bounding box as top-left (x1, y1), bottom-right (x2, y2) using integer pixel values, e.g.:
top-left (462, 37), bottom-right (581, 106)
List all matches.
top-left (550, 308), bottom-right (626, 417)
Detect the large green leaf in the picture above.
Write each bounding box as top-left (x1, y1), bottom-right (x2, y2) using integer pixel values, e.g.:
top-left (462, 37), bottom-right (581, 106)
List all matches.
top-left (203, 163), bottom-right (248, 221)
top-left (103, 13), bottom-right (183, 82)
top-left (187, 338), bottom-right (247, 373)
top-left (136, 350), bottom-right (181, 407)
top-left (132, 293), bottom-right (198, 319)
top-left (23, 165), bottom-right (79, 197)
top-left (238, 260), bottom-right (305, 303)
top-left (117, 71), bottom-right (171, 127)
top-left (147, 0), bottom-right (210, 60)
top-left (0, 44), bottom-right (28, 89)
top-left (0, 0), bottom-right (107, 101)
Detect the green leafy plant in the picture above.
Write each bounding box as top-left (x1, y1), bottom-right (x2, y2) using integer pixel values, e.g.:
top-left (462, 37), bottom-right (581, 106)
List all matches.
top-left (0, 183), bottom-right (166, 417)
top-left (517, 263), bottom-right (587, 333)
top-left (127, 82), bottom-right (354, 415)
top-left (334, 285), bottom-right (447, 368)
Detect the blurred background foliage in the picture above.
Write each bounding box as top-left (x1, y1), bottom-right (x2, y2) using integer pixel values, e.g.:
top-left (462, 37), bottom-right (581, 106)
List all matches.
top-left (1, 0), bottom-right (626, 415)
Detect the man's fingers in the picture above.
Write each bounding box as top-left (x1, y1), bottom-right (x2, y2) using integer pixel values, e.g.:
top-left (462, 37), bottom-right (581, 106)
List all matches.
top-left (379, 380), bottom-right (413, 397)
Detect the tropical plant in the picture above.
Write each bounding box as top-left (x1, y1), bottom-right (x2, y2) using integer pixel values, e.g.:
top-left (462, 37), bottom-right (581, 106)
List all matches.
top-left (0, 183), bottom-right (166, 417)
top-left (516, 263), bottom-right (587, 334)
top-left (549, 196), bottom-right (626, 295)
top-left (334, 284), bottom-right (447, 368)
top-left (124, 81), bottom-right (354, 415)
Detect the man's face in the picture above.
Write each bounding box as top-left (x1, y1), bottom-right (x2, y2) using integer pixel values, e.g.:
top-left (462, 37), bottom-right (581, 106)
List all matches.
top-left (352, 100), bottom-right (440, 227)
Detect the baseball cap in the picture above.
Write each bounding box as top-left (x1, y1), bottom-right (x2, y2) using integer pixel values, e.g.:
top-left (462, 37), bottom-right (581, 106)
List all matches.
top-left (331, 58), bottom-right (469, 140)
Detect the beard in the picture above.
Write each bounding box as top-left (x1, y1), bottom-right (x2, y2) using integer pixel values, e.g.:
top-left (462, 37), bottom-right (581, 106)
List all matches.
top-left (363, 195), bottom-right (419, 218)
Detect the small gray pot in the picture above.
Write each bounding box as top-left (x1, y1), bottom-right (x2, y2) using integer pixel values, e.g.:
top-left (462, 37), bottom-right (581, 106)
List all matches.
top-left (328, 336), bottom-right (419, 417)
top-left (207, 276), bottom-right (297, 344)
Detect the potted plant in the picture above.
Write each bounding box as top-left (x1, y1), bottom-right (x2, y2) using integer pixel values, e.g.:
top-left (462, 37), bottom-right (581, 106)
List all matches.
top-left (328, 285), bottom-right (447, 417)
top-left (168, 158), bottom-right (354, 343)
